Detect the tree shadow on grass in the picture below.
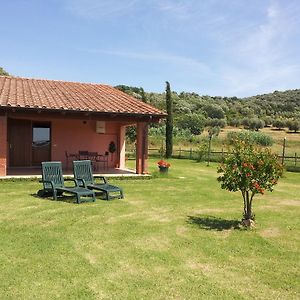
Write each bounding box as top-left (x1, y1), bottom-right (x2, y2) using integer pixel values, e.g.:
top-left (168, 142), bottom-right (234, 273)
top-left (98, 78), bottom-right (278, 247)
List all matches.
top-left (187, 215), bottom-right (240, 231)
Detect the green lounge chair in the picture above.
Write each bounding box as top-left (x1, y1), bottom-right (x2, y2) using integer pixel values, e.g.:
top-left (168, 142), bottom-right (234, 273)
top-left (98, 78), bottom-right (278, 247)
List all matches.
top-left (39, 161), bottom-right (95, 204)
top-left (73, 160), bottom-right (124, 200)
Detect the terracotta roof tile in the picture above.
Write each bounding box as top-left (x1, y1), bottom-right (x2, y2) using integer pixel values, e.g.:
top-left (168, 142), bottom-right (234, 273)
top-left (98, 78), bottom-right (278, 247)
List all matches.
top-left (0, 76), bottom-right (166, 117)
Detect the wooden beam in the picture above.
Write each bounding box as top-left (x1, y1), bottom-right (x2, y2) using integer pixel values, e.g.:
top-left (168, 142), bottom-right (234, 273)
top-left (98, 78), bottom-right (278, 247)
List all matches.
top-left (0, 108), bottom-right (164, 123)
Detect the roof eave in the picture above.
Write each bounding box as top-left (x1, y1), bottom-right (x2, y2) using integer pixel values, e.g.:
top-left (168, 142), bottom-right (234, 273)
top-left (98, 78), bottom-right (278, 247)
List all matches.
top-left (0, 106), bottom-right (167, 120)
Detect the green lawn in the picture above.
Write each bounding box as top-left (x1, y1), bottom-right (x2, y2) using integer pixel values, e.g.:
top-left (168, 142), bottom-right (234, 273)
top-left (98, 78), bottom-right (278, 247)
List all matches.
top-left (0, 159), bottom-right (299, 299)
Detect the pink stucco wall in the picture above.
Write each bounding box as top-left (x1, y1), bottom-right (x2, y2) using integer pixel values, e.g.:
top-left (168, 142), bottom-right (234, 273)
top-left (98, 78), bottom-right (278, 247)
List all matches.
top-left (52, 119), bottom-right (120, 168)
top-left (4, 113), bottom-right (149, 174)
top-left (0, 115), bottom-right (7, 176)
top-left (6, 114), bottom-right (123, 169)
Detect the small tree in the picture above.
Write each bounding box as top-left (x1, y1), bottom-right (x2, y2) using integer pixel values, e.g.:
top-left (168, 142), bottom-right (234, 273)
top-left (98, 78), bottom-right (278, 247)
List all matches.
top-left (273, 119), bottom-right (286, 130)
top-left (206, 118), bottom-right (227, 128)
top-left (287, 120), bottom-right (300, 133)
top-left (249, 118), bottom-right (265, 131)
top-left (207, 126), bottom-right (220, 166)
top-left (217, 140), bottom-right (283, 227)
top-left (228, 119), bottom-right (241, 127)
top-left (176, 113), bottom-right (205, 135)
top-left (126, 126), bottom-right (137, 144)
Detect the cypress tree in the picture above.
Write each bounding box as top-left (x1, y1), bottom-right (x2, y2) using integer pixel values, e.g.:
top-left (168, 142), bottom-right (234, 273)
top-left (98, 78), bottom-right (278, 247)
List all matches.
top-left (140, 87), bottom-right (147, 103)
top-left (165, 81), bottom-right (173, 158)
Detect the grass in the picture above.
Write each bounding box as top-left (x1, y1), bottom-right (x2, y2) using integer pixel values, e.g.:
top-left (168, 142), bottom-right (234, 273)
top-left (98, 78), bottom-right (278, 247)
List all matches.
top-left (0, 159), bottom-right (299, 299)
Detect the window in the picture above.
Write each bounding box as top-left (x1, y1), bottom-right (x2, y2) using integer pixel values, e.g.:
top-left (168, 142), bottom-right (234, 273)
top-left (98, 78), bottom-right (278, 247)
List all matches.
top-left (32, 123), bottom-right (50, 147)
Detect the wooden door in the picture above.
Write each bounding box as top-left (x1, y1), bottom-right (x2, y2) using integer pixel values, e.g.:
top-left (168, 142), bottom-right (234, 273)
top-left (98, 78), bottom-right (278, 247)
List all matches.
top-left (9, 119), bottom-right (32, 167)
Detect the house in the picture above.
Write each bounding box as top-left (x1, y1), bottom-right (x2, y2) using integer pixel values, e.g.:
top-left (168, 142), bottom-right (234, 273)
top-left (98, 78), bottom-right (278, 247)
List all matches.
top-left (0, 76), bottom-right (166, 177)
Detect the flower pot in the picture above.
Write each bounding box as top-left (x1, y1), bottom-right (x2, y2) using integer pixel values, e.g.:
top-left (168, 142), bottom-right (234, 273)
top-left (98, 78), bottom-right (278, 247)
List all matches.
top-left (159, 166), bottom-right (169, 173)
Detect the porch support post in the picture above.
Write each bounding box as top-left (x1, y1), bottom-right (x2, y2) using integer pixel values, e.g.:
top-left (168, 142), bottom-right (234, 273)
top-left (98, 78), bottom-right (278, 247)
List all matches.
top-left (136, 122), bottom-right (148, 174)
top-left (119, 125), bottom-right (126, 169)
top-left (0, 115), bottom-right (7, 176)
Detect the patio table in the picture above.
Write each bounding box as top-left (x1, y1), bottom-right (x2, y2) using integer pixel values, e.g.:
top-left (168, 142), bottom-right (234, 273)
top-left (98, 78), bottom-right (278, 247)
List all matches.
top-left (65, 151), bottom-right (79, 170)
top-left (78, 151), bottom-right (109, 171)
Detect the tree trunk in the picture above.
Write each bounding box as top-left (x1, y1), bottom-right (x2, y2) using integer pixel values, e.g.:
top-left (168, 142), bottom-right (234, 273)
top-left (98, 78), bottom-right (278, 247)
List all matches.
top-left (241, 190), bottom-right (255, 227)
top-left (242, 190), bottom-right (247, 217)
top-left (165, 81), bottom-right (173, 158)
top-left (244, 191), bottom-right (252, 220)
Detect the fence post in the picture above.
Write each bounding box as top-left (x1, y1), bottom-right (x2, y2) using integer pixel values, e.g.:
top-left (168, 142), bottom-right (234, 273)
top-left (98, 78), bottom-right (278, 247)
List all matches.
top-left (179, 147), bottom-right (181, 158)
top-left (207, 136), bottom-right (212, 166)
top-left (281, 137), bottom-right (286, 165)
top-left (221, 147), bottom-right (224, 161)
top-left (189, 148), bottom-right (192, 160)
top-left (295, 153), bottom-right (297, 167)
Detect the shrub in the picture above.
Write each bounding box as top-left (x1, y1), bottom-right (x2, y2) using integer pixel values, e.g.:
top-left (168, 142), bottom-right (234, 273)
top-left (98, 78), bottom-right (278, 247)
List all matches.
top-left (241, 118), bottom-right (250, 128)
top-left (208, 126), bottom-right (220, 137)
top-left (228, 119), bottom-right (241, 127)
top-left (202, 104), bottom-right (225, 119)
top-left (285, 166), bottom-right (300, 173)
top-left (149, 125), bottom-right (192, 139)
top-left (126, 126), bottom-right (137, 143)
top-left (206, 118), bottom-right (227, 128)
top-left (196, 143), bottom-right (208, 162)
top-left (149, 125), bottom-right (166, 136)
top-left (263, 116), bottom-right (274, 127)
top-left (227, 131), bottom-right (273, 146)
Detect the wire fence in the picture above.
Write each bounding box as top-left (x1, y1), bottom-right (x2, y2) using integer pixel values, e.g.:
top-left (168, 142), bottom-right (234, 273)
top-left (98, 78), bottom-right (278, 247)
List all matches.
top-left (126, 147), bottom-right (300, 167)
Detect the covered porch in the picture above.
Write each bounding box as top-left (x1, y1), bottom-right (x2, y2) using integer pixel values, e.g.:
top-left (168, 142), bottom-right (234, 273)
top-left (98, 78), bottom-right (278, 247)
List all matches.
top-left (5, 165), bottom-right (139, 179)
top-left (0, 112), bottom-right (150, 177)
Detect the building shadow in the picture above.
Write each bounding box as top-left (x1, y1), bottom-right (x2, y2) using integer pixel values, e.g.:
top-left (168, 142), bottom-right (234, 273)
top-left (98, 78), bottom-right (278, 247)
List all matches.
top-left (31, 190), bottom-right (117, 203)
top-left (187, 215), bottom-right (240, 231)
top-left (31, 192), bottom-right (96, 204)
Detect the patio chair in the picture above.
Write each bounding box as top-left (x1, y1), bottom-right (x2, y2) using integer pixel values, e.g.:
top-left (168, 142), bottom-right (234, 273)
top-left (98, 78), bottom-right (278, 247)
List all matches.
top-left (38, 161), bottom-right (95, 204)
top-left (73, 160), bottom-right (124, 200)
top-left (87, 151), bottom-right (99, 171)
top-left (95, 151), bottom-right (109, 170)
top-left (78, 150), bottom-right (89, 160)
top-left (65, 151), bottom-right (78, 170)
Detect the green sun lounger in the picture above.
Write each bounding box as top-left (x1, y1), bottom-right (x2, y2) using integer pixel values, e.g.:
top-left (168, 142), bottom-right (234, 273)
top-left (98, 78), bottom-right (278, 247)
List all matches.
top-left (38, 161), bottom-right (95, 204)
top-left (73, 160), bottom-right (124, 200)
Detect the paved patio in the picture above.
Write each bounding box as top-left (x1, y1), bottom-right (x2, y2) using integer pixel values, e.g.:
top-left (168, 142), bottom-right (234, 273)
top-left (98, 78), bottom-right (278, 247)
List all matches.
top-left (2, 166), bottom-right (141, 179)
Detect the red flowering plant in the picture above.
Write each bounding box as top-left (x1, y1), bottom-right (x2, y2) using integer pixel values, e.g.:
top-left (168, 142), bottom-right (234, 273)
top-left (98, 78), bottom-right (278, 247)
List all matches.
top-left (217, 140), bottom-right (283, 227)
top-left (157, 160), bottom-right (171, 168)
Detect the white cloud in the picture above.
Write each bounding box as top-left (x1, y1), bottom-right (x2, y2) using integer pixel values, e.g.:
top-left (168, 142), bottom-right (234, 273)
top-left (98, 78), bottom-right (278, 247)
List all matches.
top-left (64, 0), bottom-right (221, 22)
top-left (217, 1), bottom-right (300, 96)
top-left (239, 2), bottom-right (283, 62)
top-left (155, 0), bottom-right (195, 19)
top-left (82, 48), bottom-right (212, 74)
top-left (66, 0), bottom-right (300, 96)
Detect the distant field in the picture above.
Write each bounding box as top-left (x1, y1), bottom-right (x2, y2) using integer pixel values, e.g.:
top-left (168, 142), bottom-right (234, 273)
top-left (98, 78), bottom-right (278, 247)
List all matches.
top-left (218, 127), bottom-right (300, 155)
top-left (148, 126), bottom-right (300, 157)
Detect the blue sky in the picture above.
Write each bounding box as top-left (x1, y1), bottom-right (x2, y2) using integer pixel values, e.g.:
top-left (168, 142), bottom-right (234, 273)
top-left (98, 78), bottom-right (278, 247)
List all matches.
top-left (1, 0), bottom-right (299, 97)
